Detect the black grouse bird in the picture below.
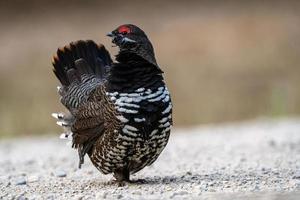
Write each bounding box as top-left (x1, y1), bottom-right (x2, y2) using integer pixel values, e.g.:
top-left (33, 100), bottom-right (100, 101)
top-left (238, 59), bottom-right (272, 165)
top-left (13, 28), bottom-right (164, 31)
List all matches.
top-left (51, 24), bottom-right (172, 184)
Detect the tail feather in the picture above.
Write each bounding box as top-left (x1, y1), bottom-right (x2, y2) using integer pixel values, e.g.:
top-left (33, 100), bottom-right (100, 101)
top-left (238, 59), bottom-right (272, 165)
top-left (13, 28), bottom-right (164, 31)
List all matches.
top-left (75, 59), bottom-right (93, 76)
top-left (52, 40), bottom-right (112, 87)
top-left (52, 40), bottom-right (112, 110)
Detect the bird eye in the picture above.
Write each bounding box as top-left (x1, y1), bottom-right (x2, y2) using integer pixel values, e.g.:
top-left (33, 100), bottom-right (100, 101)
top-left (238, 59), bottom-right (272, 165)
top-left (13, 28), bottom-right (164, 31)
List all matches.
top-left (120, 31), bottom-right (128, 35)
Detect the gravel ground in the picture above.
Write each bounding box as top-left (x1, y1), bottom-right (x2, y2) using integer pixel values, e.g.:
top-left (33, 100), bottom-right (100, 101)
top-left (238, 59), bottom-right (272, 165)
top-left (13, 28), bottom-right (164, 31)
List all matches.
top-left (1, 118), bottom-right (300, 199)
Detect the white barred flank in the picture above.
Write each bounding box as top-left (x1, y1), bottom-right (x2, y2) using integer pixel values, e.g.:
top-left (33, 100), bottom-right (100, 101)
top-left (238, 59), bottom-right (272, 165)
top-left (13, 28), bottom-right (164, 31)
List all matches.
top-left (110, 96), bottom-right (116, 101)
top-left (135, 87), bottom-right (145, 92)
top-left (119, 93), bottom-right (141, 97)
top-left (124, 125), bottom-right (138, 132)
top-left (115, 101), bottom-right (140, 108)
top-left (134, 117), bottom-right (146, 122)
top-left (95, 86), bottom-right (172, 174)
top-left (106, 91), bottom-right (118, 96)
top-left (162, 103), bottom-right (172, 114)
top-left (146, 89), bottom-right (163, 99)
top-left (107, 87), bottom-right (172, 119)
top-left (107, 87), bottom-right (170, 104)
top-left (150, 129), bottom-right (158, 136)
top-left (116, 115), bottom-right (129, 123)
top-left (148, 90), bottom-right (168, 102)
top-left (159, 121), bottom-right (171, 128)
top-left (122, 127), bottom-right (138, 137)
top-left (162, 127), bottom-right (171, 133)
top-left (117, 107), bottom-right (138, 114)
top-left (145, 89), bottom-right (152, 94)
top-left (162, 95), bottom-right (170, 103)
top-left (159, 116), bottom-right (169, 123)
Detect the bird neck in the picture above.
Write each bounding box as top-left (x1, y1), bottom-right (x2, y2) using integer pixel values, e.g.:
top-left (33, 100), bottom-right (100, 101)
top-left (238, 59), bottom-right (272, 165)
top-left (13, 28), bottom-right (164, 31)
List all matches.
top-left (106, 50), bottom-right (164, 93)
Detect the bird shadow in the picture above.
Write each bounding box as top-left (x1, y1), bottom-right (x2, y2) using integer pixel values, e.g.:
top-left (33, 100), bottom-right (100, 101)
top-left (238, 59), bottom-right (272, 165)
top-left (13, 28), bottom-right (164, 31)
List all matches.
top-left (131, 172), bottom-right (211, 185)
top-left (88, 171), bottom-right (223, 187)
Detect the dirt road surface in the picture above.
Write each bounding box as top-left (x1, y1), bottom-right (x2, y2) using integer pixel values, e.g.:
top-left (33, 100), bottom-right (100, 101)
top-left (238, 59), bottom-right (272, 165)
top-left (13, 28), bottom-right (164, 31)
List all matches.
top-left (1, 118), bottom-right (300, 199)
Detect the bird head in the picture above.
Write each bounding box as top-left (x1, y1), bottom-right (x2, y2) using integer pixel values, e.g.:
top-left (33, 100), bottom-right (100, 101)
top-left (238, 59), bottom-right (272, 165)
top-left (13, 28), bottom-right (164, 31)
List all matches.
top-left (107, 24), bottom-right (161, 70)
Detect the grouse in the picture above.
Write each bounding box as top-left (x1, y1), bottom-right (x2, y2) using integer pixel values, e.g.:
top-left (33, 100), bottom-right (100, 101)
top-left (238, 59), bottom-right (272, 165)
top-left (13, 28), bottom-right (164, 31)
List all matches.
top-left (51, 24), bottom-right (172, 184)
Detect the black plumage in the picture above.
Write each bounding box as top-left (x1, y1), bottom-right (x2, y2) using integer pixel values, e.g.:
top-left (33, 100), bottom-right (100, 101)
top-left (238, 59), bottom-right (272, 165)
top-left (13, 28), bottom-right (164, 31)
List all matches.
top-left (52, 24), bottom-right (172, 184)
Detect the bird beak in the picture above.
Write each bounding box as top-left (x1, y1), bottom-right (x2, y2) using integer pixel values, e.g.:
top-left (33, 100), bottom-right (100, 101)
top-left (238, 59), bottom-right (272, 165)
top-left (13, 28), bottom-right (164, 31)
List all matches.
top-left (106, 32), bottom-right (114, 37)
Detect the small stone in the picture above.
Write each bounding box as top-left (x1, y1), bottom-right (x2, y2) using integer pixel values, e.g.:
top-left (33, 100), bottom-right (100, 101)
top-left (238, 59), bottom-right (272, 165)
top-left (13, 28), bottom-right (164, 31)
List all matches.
top-left (208, 182), bottom-right (215, 186)
top-left (252, 185), bottom-right (260, 191)
top-left (75, 195), bottom-right (84, 200)
top-left (54, 170), bottom-right (67, 177)
top-left (293, 171), bottom-right (300, 179)
top-left (27, 175), bottom-right (40, 183)
top-left (6, 181), bottom-right (11, 187)
top-left (47, 194), bottom-right (55, 200)
top-left (186, 171), bottom-right (192, 176)
top-left (96, 191), bottom-right (108, 199)
top-left (165, 186), bottom-right (172, 191)
top-left (268, 140), bottom-right (276, 147)
top-left (16, 195), bottom-right (26, 200)
top-left (29, 195), bottom-right (43, 199)
top-left (15, 177), bottom-right (26, 185)
top-left (132, 191), bottom-right (142, 195)
top-left (273, 170), bottom-right (280, 175)
top-left (175, 191), bottom-right (188, 196)
top-left (25, 159), bottom-right (35, 165)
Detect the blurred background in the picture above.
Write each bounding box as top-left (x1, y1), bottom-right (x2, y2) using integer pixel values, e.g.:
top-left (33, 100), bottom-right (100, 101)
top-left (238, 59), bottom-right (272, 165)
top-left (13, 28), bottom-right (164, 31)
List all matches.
top-left (0, 0), bottom-right (299, 137)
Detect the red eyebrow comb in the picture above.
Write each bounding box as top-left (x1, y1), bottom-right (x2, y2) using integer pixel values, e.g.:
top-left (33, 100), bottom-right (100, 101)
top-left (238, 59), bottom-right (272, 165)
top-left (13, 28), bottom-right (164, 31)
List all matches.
top-left (118, 26), bottom-right (131, 34)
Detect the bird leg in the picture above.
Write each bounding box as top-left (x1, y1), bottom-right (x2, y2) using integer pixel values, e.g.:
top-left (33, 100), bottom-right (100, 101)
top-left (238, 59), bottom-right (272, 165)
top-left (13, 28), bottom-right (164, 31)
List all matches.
top-left (113, 169), bottom-right (130, 186)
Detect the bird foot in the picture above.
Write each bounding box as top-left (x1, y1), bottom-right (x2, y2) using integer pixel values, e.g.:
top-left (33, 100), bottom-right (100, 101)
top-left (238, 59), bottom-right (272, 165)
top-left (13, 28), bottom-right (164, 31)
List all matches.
top-left (109, 179), bottom-right (131, 187)
top-left (115, 179), bottom-right (147, 186)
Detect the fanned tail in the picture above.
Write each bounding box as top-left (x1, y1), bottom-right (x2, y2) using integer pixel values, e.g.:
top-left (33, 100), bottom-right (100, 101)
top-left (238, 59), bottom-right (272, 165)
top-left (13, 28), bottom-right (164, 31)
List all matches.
top-left (52, 40), bottom-right (112, 87)
top-left (51, 40), bottom-right (112, 157)
top-left (51, 40), bottom-right (112, 110)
